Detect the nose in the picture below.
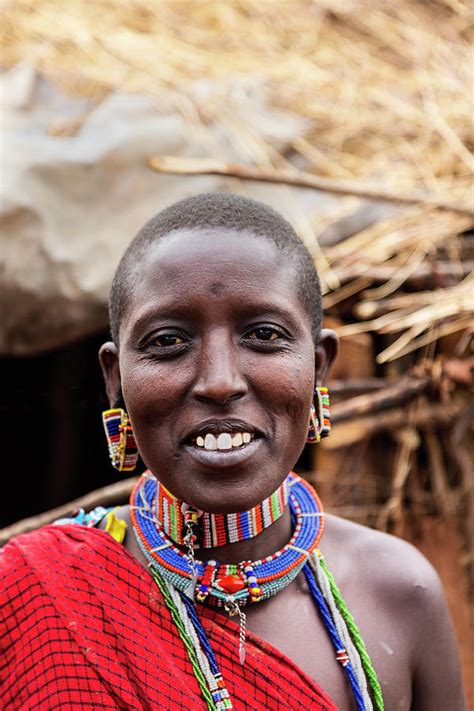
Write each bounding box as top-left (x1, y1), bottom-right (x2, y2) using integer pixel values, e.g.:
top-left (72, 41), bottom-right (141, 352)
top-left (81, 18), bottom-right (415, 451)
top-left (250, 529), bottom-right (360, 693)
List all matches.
top-left (192, 331), bottom-right (248, 405)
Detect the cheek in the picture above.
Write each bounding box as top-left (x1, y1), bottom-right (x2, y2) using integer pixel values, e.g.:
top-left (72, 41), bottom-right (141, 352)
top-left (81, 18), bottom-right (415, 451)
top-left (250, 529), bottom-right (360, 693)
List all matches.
top-left (285, 396), bottom-right (308, 422)
top-left (290, 358), bottom-right (314, 414)
top-left (257, 354), bottom-right (314, 428)
top-left (120, 361), bottom-right (177, 426)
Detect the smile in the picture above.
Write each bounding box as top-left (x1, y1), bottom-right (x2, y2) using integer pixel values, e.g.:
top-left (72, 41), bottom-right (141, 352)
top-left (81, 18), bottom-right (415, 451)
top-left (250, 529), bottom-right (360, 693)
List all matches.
top-left (183, 418), bottom-right (262, 453)
top-left (183, 436), bottom-right (261, 469)
top-left (193, 431), bottom-right (255, 451)
top-left (182, 419), bottom-right (263, 469)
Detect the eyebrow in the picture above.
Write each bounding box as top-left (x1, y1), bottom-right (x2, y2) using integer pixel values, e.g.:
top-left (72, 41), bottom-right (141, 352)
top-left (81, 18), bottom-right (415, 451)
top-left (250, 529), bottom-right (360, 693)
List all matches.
top-left (127, 298), bottom-right (304, 339)
top-left (128, 302), bottom-right (192, 336)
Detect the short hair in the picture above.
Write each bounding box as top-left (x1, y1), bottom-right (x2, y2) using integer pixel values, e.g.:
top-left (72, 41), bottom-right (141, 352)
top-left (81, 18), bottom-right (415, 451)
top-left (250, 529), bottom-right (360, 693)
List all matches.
top-left (109, 192), bottom-right (322, 345)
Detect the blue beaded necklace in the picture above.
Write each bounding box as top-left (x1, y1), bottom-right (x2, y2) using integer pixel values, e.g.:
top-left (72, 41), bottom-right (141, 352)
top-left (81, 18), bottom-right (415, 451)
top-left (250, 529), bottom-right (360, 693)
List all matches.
top-left (130, 471), bottom-right (324, 608)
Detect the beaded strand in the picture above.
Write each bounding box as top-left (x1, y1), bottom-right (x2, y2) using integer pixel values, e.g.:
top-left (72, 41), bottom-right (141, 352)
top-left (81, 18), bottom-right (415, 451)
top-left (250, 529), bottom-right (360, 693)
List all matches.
top-left (181, 593), bottom-right (233, 707)
top-left (317, 553), bottom-right (384, 711)
top-left (150, 567), bottom-right (216, 711)
top-left (308, 552), bottom-right (373, 710)
top-left (303, 563), bottom-right (366, 711)
top-left (168, 584), bottom-right (232, 709)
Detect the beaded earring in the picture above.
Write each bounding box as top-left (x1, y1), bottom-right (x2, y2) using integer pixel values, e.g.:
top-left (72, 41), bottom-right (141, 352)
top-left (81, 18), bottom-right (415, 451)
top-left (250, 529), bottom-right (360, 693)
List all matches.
top-left (307, 386), bottom-right (331, 443)
top-left (102, 408), bottom-right (138, 471)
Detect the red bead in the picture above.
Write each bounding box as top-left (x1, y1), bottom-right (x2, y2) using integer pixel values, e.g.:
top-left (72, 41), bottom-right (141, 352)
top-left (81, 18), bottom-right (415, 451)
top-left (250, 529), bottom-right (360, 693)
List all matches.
top-left (217, 574), bottom-right (245, 593)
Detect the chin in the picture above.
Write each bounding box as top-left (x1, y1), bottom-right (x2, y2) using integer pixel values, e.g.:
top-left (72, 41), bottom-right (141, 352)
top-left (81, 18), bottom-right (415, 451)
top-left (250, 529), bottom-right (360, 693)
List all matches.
top-left (174, 470), bottom-right (288, 514)
top-left (145, 438), bottom-right (301, 513)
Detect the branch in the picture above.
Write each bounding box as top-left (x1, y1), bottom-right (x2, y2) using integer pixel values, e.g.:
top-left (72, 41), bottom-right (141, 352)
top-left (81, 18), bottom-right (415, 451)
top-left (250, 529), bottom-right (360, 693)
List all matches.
top-left (0, 477), bottom-right (137, 547)
top-left (148, 156), bottom-right (474, 216)
top-left (324, 402), bottom-right (460, 449)
top-left (329, 378), bottom-right (389, 396)
top-left (331, 375), bottom-right (432, 423)
top-left (333, 260), bottom-right (474, 287)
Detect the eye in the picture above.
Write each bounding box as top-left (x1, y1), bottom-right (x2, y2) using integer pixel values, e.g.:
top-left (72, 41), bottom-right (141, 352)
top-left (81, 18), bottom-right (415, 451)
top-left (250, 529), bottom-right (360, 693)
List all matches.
top-left (246, 326), bottom-right (281, 341)
top-left (149, 333), bottom-right (186, 348)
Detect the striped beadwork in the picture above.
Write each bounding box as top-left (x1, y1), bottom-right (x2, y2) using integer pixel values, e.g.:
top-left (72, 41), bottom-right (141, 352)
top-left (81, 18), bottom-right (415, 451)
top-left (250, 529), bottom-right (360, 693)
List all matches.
top-left (307, 386), bottom-right (331, 443)
top-left (102, 408), bottom-right (138, 471)
top-left (156, 478), bottom-right (289, 548)
top-left (130, 472), bottom-right (324, 607)
top-left (317, 386), bottom-right (331, 438)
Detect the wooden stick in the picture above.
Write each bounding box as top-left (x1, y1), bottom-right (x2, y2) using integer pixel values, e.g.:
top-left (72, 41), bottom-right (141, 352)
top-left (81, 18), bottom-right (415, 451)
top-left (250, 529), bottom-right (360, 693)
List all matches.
top-left (331, 375), bottom-right (432, 423)
top-left (449, 404), bottom-right (474, 571)
top-left (377, 426), bottom-right (420, 532)
top-left (329, 378), bottom-right (389, 396)
top-left (0, 477), bottom-right (137, 547)
top-left (327, 261), bottom-right (473, 296)
top-left (425, 428), bottom-right (455, 516)
top-left (148, 156), bottom-right (474, 216)
top-left (322, 402), bottom-right (460, 449)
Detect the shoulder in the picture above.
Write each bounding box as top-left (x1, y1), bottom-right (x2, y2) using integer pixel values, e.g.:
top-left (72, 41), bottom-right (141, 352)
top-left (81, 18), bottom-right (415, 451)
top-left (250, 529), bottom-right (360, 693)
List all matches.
top-left (0, 524), bottom-right (115, 591)
top-left (321, 515), bottom-right (466, 708)
top-left (321, 514), bottom-right (446, 624)
top-left (0, 524), bottom-right (122, 630)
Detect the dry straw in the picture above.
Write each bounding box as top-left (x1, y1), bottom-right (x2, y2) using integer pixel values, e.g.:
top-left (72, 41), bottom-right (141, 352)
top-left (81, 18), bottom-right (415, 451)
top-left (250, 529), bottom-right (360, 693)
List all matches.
top-left (2, 1), bottom-right (472, 186)
top-left (2, 0), bottom-right (473, 360)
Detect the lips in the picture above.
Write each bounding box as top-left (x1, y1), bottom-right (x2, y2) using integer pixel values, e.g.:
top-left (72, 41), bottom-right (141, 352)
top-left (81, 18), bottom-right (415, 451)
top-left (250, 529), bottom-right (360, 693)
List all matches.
top-left (183, 435), bottom-right (262, 470)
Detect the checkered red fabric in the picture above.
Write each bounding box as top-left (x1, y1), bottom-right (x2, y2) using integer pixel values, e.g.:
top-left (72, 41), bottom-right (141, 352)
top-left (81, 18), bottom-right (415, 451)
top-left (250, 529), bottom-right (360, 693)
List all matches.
top-left (1, 526), bottom-right (337, 710)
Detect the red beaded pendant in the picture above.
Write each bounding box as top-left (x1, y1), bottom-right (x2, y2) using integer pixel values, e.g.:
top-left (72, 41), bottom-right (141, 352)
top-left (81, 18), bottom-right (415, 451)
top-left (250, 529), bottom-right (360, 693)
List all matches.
top-left (217, 574), bottom-right (245, 593)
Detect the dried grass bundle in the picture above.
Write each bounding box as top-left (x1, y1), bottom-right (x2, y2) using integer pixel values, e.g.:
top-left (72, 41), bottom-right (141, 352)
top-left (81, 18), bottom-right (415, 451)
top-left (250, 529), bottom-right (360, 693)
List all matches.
top-left (2, 0), bottom-right (472, 194)
top-left (1, 0), bottom-right (473, 358)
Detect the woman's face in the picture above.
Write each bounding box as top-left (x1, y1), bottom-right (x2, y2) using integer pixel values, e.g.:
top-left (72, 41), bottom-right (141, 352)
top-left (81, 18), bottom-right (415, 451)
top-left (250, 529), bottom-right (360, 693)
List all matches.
top-left (101, 227), bottom-right (336, 513)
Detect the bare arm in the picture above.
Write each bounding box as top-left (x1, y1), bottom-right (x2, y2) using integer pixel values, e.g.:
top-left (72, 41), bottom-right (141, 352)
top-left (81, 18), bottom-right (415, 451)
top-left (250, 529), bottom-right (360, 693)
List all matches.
top-left (409, 561), bottom-right (466, 711)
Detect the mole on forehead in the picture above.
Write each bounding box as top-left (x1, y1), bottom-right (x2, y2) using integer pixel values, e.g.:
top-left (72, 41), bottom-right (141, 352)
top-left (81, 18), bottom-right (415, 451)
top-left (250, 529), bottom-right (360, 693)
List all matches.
top-left (209, 282), bottom-right (227, 297)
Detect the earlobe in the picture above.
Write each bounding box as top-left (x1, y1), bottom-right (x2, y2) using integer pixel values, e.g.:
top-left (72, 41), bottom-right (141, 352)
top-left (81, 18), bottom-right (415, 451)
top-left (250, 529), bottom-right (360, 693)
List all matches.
top-left (98, 341), bottom-right (122, 407)
top-left (314, 328), bottom-right (339, 385)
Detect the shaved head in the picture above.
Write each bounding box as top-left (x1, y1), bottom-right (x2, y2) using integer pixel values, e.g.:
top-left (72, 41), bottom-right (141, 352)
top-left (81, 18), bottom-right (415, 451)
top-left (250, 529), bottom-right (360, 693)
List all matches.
top-left (109, 192), bottom-right (322, 346)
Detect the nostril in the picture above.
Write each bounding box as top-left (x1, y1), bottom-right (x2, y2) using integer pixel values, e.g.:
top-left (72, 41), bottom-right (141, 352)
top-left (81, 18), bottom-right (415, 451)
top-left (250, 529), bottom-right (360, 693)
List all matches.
top-left (193, 389), bottom-right (246, 406)
top-left (192, 376), bottom-right (247, 405)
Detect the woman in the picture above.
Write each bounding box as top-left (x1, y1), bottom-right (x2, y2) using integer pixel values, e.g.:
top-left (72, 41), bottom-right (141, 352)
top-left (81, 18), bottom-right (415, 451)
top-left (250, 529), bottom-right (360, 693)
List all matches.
top-left (1, 193), bottom-right (465, 710)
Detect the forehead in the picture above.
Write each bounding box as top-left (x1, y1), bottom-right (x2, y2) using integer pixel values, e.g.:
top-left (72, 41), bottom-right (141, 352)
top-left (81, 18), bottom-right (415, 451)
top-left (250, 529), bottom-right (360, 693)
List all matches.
top-left (122, 227), bottom-right (305, 330)
top-left (146, 226), bottom-right (281, 282)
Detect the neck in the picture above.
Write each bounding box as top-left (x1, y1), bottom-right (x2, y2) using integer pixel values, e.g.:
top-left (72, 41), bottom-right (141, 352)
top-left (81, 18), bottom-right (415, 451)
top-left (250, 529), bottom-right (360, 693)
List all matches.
top-left (198, 506), bottom-right (293, 565)
top-left (155, 473), bottom-right (289, 551)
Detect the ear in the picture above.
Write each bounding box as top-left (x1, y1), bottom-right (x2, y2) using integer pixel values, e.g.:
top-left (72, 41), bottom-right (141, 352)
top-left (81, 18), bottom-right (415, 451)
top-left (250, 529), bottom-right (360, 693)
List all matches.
top-left (98, 342), bottom-right (122, 407)
top-left (314, 328), bottom-right (339, 385)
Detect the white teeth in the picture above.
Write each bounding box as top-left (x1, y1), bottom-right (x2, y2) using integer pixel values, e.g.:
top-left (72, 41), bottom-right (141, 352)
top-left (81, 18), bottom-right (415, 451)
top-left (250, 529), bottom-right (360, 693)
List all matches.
top-left (195, 431), bottom-right (254, 450)
top-left (204, 433), bottom-right (218, 450)
top-left (232, 432), bottom-right (243, 447)
top-left (217, 433), bottom-right (232, 450)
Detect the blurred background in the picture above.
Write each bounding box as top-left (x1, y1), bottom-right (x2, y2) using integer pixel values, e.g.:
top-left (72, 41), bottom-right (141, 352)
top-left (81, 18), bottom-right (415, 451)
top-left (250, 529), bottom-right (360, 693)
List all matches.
top-left (1, 0), bottom-right (473, 698)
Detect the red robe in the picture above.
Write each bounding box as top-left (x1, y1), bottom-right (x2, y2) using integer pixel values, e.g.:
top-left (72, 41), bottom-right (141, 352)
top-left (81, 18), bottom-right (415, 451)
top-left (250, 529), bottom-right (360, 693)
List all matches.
top-left (0, 525), bottom-right (338, 710)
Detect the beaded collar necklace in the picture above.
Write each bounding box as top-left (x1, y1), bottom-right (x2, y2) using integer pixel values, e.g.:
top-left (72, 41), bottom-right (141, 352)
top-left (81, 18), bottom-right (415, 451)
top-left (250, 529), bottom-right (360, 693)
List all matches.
top-left (155, 477), bottom-right (289, 548)
top-left (130, 471), bottom-right (324, 612)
